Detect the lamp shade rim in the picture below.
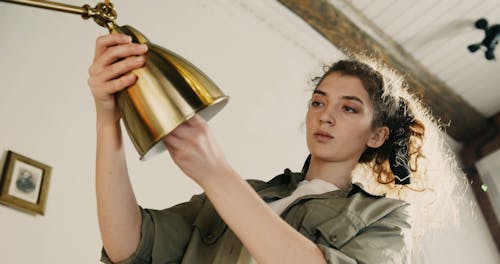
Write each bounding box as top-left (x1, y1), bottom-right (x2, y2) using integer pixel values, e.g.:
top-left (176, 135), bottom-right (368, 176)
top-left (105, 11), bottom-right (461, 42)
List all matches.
top-left (138, 95), bottom-right (230, 161)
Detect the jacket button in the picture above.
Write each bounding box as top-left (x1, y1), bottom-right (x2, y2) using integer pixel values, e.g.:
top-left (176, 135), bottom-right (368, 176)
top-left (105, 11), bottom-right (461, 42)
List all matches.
top-left (330, 235), bottom-right (337, 242)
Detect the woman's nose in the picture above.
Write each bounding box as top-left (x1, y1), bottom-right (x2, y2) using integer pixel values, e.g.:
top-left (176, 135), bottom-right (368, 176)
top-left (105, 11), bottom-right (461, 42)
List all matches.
top-left (319, 109), bottom-right (335, 125)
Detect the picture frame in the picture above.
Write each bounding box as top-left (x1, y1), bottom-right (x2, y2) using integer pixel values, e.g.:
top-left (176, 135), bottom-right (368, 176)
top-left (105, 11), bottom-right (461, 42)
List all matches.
top-left (0, 151), bottom-right (51, 215)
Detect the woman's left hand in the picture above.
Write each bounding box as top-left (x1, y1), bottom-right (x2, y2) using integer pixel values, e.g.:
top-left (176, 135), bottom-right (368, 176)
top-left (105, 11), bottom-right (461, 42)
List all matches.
top-left (162, 115), bottom-right (231, 185)
top-left (163, 116), bottom-right (327, 264)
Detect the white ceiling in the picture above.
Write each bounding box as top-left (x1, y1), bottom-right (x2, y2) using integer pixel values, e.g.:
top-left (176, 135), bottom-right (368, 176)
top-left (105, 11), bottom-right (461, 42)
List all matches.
top-left (331, 0), bottom-right (500, 117)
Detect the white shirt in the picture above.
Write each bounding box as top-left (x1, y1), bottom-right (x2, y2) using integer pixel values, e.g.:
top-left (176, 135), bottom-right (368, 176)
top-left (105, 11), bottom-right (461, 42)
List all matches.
top-left (237, 179), bottom-right (339, 263)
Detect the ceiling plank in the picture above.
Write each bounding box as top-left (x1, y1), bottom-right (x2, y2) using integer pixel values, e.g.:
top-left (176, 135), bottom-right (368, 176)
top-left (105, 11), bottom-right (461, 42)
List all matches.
top-left (278, 0), bottom-right (488, 142)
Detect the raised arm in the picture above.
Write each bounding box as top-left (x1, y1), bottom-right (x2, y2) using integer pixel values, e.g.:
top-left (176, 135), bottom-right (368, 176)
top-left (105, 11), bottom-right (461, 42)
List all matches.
top-left (162, 116), bottom-right (327, 264)
top-left (88, 33), bottom-right (148, 262)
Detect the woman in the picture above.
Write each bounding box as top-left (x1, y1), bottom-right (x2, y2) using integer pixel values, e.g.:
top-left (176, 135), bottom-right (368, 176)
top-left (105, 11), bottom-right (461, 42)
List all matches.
top-left (89, 34), bottom-right (461, 264)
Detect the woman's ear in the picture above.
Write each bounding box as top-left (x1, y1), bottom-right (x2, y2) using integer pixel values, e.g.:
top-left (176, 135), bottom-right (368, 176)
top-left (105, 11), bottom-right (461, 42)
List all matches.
top-left (367, 126), bottom-right (389, 148)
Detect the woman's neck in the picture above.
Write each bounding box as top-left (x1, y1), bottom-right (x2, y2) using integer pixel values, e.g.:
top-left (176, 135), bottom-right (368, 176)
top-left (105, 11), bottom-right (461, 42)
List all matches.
top-left (304, 156), bottom-right (356, 191)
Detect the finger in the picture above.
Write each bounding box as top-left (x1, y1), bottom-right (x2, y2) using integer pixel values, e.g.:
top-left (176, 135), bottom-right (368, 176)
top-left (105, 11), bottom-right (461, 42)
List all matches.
top-left (169, 122), bottom-right (197, 141)
top-left (169, 115), bottom-right (209, 144)
top-left (162, 132), bottom-right (183, 150)
top-left (96, 55), bottom-right (146, 83)
top-left (102, 72), bottom-right (138, 94)
top-left (88, 71), bottom-right (138, 97)
top-left (92, 43), bottom-right (148, 74)
top-left (94, 34), bottom-right (132, 61)
top-left (185, 114), bottom-right (208, 129)
top-left (89, 44), bottom-right (147, 79)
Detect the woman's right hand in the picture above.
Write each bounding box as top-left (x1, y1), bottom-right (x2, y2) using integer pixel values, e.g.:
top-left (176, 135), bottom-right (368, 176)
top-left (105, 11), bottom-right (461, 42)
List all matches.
top-left (87, 33), bottom-right (148, 122)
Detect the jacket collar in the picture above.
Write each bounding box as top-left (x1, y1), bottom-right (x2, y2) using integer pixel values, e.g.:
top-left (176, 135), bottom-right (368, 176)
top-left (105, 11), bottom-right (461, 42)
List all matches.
top-left (299, 154), bottom-right (385, 197)
top-left (258, 154), bottom-right (385, 201)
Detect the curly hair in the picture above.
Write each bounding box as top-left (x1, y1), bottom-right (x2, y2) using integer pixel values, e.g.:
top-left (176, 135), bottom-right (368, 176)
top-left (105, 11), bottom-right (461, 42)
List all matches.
top-left (313, 57), bottom-right (467, 241)
top-left (314, 60), bottom-right (425, 185)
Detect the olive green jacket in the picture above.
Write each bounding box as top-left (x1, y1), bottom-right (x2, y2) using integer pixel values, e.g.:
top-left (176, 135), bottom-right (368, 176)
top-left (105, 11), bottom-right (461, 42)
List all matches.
top-left (101, 168), bottom-right (410, 264)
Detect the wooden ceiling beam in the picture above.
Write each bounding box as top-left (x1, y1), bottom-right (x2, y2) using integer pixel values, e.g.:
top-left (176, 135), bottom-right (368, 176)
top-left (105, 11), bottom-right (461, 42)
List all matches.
top-left (278, 0), bottom-right (488, 142)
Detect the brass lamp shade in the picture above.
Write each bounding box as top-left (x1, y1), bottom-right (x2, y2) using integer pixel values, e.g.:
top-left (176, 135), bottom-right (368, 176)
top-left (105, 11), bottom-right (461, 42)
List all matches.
top-left (0, 0), bottom-right (230, 160)
top-left (112, 25), bottom-right (229, 160)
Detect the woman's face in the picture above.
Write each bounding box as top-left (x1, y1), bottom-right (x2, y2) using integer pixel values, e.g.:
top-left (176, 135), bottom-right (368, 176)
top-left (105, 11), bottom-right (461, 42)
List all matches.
top-left (306, 72), bottom-right (385, 163)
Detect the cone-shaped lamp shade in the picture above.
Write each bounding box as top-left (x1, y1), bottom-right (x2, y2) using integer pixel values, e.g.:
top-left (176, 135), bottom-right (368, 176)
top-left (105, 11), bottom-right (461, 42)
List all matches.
top-left (111, 25), bottom-right (229, 160)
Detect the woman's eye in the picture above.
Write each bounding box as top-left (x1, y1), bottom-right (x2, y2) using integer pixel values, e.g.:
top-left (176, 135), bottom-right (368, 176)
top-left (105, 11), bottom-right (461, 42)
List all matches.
top-left (343, 105), bottom-right (357, 113)
top-left (309, 100), bottom-right (323, 108)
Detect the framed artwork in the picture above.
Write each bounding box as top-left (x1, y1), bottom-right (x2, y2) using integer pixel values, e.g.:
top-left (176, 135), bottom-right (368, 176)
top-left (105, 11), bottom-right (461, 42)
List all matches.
top-left (0, 151), bottom-right (51, 215)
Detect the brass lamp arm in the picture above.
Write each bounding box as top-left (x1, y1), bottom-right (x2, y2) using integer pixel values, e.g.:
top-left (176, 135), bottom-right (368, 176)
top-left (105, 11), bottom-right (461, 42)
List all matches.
top-left (0, 0), bottom-right (118, 29)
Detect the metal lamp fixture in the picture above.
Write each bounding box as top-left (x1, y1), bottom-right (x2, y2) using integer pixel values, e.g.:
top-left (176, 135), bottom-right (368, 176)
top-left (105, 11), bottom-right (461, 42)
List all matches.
top-left (1, 0), bottom-right (229, 160)
top-left (467, 18), bottom-right (500, 61)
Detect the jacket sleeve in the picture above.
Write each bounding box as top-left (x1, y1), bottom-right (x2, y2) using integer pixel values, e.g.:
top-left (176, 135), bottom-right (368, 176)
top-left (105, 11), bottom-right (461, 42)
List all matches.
top-left (316, 203), bottom-right (411, 264)
top-left (100, 194), bottom-right (206, 264)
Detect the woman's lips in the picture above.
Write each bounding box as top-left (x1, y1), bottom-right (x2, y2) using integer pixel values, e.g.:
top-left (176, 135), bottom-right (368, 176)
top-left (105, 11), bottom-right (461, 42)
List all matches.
top-left (314, 131), bottom-right (334, 142)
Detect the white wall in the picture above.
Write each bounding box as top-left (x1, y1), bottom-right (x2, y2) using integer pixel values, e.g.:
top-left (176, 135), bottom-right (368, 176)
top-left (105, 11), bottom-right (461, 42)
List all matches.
top-left (477, 149), bottom-right (500, 222)
top-left (420, 136), bottom-right (499, 263)
top-left (0, 1), bottom-right (497, 263)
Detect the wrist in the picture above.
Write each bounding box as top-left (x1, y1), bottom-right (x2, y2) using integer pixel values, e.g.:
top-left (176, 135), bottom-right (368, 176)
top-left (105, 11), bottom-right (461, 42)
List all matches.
top-left (95, 105), bottom-right (121, 127)
top-left (197, 163), bottom-right (239, 191)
